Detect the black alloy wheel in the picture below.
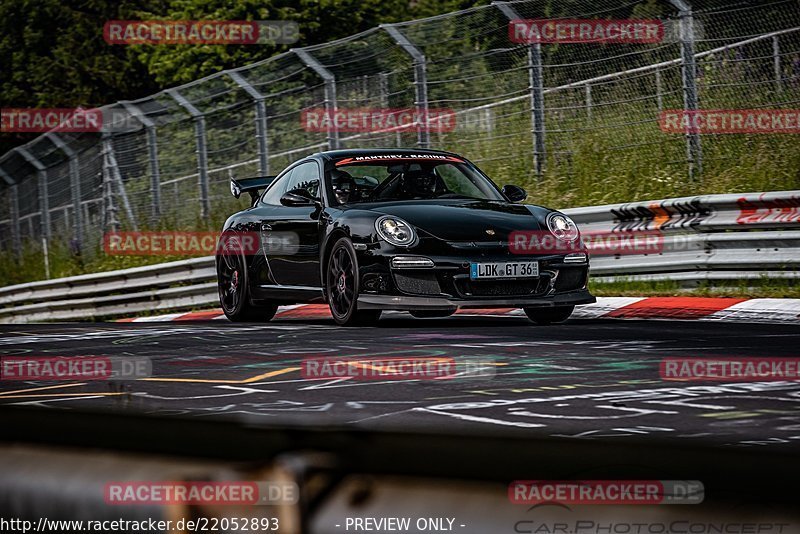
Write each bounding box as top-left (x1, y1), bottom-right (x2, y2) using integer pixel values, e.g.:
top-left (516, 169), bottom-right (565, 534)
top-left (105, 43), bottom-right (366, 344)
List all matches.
top-left (326, 237), bottom-right (381, 326)
top-left (217, 234), bottom-right (277, 322)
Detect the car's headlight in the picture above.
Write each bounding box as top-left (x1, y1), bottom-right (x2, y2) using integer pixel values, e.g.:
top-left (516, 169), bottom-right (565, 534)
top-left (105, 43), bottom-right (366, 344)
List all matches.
top-left (375, 216), bottom-right (416, 246)
top-left (546, 213), bottom-right (580, 242)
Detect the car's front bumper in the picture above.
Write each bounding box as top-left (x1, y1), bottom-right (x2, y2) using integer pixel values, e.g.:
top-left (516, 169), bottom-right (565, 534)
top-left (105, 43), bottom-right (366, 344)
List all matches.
top-left (356, 241), bottom-right (593, 307)
top-left (357, 288), bottom-right (595, 311)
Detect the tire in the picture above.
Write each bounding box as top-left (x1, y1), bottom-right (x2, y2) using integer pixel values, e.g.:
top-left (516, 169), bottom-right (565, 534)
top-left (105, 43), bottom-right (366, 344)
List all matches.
top-left (410, 310), bottom-right (456, 319)
top-left (523, 305), bottom-right (575, 325)
top-left (217, 235), bottom-right (278, 322)
top-left (326, 237), bottom-right (381, 326)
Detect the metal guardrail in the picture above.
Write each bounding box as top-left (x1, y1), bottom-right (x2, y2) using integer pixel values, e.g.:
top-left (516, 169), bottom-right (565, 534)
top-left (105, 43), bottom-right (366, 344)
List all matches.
top-left (567, 190), bottom-right (800, 284)
top-left (0, 189), bottom-right (797, 323)
top-left (0, 258), bottom-right (217, 323)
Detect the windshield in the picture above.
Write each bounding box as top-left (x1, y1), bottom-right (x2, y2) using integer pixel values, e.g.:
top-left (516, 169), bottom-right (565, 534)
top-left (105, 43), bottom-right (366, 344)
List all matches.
top-left (328, 159), bottom-right (504, 205)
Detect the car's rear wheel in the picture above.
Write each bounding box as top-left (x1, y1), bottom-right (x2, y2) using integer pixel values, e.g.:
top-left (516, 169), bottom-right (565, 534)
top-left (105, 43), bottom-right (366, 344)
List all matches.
top-left (410, 310), bottom-right (456, 319)
top-left (326, 237), bottom-right (381, 326)
top-left (217, 235), bottom-right (278, 322)
top-left (523, 305), bottom-right (575, 325)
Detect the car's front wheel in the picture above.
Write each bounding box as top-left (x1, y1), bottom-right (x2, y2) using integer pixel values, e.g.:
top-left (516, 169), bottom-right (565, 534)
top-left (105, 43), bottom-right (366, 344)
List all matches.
top-left (523, 305), bottom-right (575, 325)
top-left (217, 235), bottom-right (278, 322)
top-left (326, 237), bottom-right (381, 326)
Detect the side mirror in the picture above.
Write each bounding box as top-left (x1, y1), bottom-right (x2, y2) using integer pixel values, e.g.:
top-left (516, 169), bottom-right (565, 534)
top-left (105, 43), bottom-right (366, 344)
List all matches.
top-left (502, 184), bottom-right (527, 203)
top-left (280, 188), bottom-right (316, 207)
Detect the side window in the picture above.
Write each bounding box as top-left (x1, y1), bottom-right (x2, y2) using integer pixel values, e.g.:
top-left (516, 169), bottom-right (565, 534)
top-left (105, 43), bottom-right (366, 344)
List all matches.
top-left (284, 161), bottom-right (321, 199)
top-left (260, 169), bottom-right (295, 206)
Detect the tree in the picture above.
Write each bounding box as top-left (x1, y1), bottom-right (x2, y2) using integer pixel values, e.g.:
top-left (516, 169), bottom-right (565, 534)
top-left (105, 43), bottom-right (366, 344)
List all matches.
top-left (0, 0), bottom-right (168, 155)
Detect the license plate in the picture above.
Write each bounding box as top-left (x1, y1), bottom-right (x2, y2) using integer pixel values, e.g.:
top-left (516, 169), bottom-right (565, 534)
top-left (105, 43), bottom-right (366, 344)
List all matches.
top-left (470, 261), bottom-right (539, 280)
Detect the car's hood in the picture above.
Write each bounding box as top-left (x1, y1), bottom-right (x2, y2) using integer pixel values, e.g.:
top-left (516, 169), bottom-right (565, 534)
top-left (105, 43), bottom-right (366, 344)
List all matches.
top-left (362, 199), bottom-right (548, 242)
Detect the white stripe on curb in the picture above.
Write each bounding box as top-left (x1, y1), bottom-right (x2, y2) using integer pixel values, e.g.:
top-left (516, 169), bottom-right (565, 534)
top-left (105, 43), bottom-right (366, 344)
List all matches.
top-left (703, 298), bottom-right (800, 323)
top-left (118, 298), bottom-right (800, 324)
top-left (571, 297), bottom-right (648, 319)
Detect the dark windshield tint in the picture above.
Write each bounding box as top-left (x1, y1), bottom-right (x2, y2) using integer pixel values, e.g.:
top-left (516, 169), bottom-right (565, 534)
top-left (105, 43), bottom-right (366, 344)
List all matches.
top-left (328, 160), bottom-right (503, 205)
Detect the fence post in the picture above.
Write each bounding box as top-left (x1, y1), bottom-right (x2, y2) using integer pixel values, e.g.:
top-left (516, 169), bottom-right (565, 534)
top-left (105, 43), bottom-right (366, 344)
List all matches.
top-left (376, 73), bottom-right (403, 147)
top-left (45, 133), bottom-right (84, 252)
top-left (655, 69), bottom-right (663, 112)
top-left (166, 88), bottom-right (211, 219)
top-left (378, 72), bottom-right (389, 109)
top-left (101, 135), bottom-right (120, 234)
top-left (585, 84), bottom-right (593, 122)
top-left (773, 35), bottom-right (782, 92)
top-left (0, 168), bottom-right (21, 257)
top-left (381, 24), bottom-right (430, 149)
top-left (494, 1), bottom-right (546, 178)
top-left (228, 71), bottom-right (270, 176)
top-left (101, 133), bottom-right (138, 231)
top-left (120, 101), bottom-right (162, 224)
top-left (17, 147), bottom-right (50, 242)
top-left (9, 184), bottom-right (21, 257)
top-left (670, 0), bottom-right (702, 179)
top-left (294, 48), bottom-right (340, 150)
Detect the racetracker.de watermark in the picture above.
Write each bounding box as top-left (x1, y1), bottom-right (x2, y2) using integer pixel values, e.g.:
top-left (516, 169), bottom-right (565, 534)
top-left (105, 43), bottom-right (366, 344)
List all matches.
top-left (1, 108), bottom-right (103, 133)
top-left (509, 19), bottom-right (665, 44)
top-left (301, 108), bottom-right (457, 133)
top-left (660, 110), bottom-right (800, 134)
top-left (104, 481), bottom-right (298, 505)
top-left (102, 231), bottom-right (288, 256)
top-left (301, 356), bottom-right (495, 380)
top-left (508, 480), bottom-right (704, 505)
top-left (0, 356), bottom-right (151, 381)
top-left (103, 20), bottom-right (299, 45)
top-left (661, 357), bottom-right (800, 382)
top-left (508, 230), bottom-right (683, 256)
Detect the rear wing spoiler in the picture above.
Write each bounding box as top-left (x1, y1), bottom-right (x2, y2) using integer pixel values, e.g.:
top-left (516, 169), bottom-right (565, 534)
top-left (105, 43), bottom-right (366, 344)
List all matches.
top-left (230, 176), bottom-right (275, 205)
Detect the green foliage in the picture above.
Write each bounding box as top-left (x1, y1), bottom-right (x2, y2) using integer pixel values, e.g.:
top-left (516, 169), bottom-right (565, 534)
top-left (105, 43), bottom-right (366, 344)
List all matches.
top-left (0, 0), bottom-right (168, 155)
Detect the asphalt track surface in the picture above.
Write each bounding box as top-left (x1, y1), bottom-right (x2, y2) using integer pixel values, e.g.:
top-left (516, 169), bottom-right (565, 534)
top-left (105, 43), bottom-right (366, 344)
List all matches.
top-left (1, 314), bottom-right (799, 450)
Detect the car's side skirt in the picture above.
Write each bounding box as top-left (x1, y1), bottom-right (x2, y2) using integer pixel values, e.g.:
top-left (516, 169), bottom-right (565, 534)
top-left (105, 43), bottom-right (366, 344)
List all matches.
top-left (254, 284), bottom-right (325, 303)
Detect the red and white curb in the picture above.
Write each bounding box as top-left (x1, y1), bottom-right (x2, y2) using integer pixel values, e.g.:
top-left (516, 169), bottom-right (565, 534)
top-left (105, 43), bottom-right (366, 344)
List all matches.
top-left (117, 297), bottom-right (800, 324)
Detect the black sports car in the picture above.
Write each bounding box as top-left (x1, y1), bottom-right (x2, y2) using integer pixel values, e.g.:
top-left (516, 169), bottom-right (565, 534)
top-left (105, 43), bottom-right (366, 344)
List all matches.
top-left (217, 149), bottom-right (595, 326)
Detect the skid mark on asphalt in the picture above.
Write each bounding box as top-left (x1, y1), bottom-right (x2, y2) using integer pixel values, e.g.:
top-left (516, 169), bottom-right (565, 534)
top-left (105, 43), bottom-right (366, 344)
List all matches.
top-left (0, 382), bottom-right (86, 396)
top-left (414, 407), bottom-right (546, 428)
top-left (0, 382), bottom-right (127, 400)
top-left (0, 392), bottom-right (126, 399)
top-left (2, 320), bottom-right (800, 449)
top-left (140, 366), bottom-right (300, 384)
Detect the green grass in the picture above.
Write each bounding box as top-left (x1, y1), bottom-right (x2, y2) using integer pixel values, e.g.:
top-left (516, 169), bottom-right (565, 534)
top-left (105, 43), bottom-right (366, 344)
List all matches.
top-left (590, 278), bottom-right (800, 299)
top-left (0, 240), bottom-right (210, 286)
top-left (454, 90), bottom-right (800, 209)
